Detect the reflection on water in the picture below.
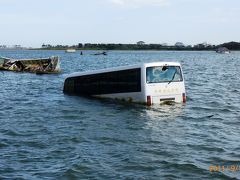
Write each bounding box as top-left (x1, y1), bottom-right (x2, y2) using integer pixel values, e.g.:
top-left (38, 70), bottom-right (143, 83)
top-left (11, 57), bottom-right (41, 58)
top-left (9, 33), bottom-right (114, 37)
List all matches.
top-left (143, 103), bottom-right (184, 121)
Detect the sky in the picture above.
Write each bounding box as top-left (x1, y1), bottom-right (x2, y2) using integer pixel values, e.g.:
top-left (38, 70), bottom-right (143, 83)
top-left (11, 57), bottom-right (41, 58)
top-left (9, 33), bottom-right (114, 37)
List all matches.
top-left (0, 0), bottom-right (240, 47)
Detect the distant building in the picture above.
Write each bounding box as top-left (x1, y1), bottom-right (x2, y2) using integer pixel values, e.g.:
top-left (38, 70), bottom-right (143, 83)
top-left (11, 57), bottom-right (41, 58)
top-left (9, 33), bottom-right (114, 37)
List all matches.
top-left (194, 43), bottom-right (206, 48)
top-left (78, 43), bottom-right (83, 48)
top-left (175, 42), bottom-right (185, 47)
top-left (13, 45), bottom-right (22, 49)
top-left (161, 43), bottom-right (168, 46)
top-left (194, 42), bottom-right (211, 48)
top-left (202, 42), bottom-right (208, 47)
top-left (137, 41), bottom-right (145, 45)
top-left (0, 45), bottom-right (7, 49)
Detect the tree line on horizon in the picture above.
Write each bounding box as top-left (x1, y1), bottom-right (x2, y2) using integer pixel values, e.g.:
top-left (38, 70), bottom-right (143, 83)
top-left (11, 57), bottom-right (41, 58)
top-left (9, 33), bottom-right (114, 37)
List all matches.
top-left (41, 41), bottom-right (240, 51)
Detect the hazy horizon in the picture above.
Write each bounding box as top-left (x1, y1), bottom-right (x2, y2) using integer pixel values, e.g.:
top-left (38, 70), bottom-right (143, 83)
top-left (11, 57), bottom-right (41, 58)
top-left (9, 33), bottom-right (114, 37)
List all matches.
top-left (1, 0), bottom-right (239, 48)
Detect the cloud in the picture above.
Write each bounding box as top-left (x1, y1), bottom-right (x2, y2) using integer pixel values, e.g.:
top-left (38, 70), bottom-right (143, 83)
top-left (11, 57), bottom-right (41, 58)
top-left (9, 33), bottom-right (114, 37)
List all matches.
top-left (109, 0), bottom-right (170, 7)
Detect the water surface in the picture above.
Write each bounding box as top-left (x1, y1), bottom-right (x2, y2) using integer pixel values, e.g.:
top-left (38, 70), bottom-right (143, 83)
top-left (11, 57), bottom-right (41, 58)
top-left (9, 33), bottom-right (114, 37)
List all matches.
top-left (0, 50), bottom-right (240, 179)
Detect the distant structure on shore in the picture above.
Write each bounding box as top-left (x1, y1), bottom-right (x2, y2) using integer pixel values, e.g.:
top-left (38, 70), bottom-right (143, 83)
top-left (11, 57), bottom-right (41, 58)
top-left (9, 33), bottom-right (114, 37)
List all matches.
top-left (38, 41), bottom-right (240, 51)
top-left (65, 49), bottom-right (76, 53)
top-left (137, 41), bottom-right (145, 45)
top-left (4, 41), bottom-right (239, 51)
top-left (216, 47), bottom-right (230, 54)
top-left (0, 45), bottom-right (27, 50)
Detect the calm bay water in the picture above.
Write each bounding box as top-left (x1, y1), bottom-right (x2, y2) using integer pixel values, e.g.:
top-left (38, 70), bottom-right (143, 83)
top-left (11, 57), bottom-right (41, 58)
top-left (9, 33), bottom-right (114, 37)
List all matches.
top-left (0, 50), bottom-right (240, 179)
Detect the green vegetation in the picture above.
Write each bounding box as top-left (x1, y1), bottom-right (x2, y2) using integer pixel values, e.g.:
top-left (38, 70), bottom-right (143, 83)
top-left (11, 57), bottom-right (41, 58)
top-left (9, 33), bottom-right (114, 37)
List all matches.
top-left (38, 41), bottom-right (240, 51)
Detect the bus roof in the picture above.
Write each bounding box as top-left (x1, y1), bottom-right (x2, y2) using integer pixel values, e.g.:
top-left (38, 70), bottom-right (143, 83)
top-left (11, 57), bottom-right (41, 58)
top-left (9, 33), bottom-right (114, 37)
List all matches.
top-left (66, 61), bottom-right (181, 78)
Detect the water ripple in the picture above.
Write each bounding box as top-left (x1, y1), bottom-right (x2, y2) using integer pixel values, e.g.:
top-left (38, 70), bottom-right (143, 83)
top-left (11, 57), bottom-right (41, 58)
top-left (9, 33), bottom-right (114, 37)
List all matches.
top-left (0, 50), bottom-right (240, 179)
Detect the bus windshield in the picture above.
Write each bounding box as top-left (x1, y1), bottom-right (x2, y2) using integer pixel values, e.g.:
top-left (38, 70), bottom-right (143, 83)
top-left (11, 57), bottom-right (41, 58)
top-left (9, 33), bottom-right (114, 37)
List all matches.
top-left (146, 66), bottom-right (183, 83)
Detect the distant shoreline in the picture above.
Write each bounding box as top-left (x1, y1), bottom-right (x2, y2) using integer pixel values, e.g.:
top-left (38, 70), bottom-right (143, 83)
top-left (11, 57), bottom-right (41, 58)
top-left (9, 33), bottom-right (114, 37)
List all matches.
top-left (31, 46), bottom-right (215, 51)
top-left (0, 41), bottom-right (240, 51)
top-left (1, 41), bottom-right (240, 51)
top-left (1, 48), bottom-right (240, 51)
top-left (30, 48), bottom-right (216, 51)
top-left (34, 41), bottom-right (240, 51)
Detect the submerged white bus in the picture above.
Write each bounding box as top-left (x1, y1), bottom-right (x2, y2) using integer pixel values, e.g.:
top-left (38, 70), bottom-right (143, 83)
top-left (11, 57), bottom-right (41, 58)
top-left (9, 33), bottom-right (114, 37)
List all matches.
top-left (63, 62), bottom-right (186, 105)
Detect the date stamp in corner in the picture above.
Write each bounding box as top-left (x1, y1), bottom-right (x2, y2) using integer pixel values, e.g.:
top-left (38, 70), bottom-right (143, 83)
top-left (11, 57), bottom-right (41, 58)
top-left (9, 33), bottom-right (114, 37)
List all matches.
top-left (209, 165), bottom-right (240, 172)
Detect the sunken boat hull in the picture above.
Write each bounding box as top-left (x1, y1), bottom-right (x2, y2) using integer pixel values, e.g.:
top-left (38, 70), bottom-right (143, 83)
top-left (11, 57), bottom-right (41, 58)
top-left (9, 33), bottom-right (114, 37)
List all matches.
top-left (0, 56), bottom-right (61, 74)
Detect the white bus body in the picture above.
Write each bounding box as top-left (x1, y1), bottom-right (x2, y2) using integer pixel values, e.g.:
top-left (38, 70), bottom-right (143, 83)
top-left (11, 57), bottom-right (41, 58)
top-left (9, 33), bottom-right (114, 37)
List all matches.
top-left (64, 62), bottom-right (186, 105)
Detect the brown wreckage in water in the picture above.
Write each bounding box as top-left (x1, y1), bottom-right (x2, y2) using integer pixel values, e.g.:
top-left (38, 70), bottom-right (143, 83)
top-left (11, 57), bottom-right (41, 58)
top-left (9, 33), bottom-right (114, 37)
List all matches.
top-left (0, 56), bottom-right (61, 74)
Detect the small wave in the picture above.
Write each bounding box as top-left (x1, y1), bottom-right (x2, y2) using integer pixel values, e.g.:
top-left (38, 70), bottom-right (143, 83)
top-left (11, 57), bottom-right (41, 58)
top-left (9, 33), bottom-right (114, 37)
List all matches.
top-left (95, 136), bottom-right (128, 144)
top-left (187, 144), bottom-right (225, 153)
top-left (0, 141), bottom-right (8, 148)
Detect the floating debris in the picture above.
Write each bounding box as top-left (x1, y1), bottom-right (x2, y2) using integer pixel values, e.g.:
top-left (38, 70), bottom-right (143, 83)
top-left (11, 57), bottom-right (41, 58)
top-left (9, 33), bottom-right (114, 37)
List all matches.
top-left (0, 56), bottom-right (61, 74)
top-left (93, 51), bottom-right (107, 56)
top-left (65, 49), bottom-right (76, 53)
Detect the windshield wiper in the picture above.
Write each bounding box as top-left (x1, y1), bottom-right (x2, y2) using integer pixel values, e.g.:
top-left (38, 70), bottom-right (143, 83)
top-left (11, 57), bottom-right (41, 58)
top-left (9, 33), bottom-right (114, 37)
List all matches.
top-left (168, 70), bottom-right (177, 84)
